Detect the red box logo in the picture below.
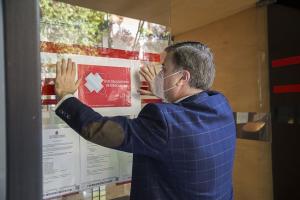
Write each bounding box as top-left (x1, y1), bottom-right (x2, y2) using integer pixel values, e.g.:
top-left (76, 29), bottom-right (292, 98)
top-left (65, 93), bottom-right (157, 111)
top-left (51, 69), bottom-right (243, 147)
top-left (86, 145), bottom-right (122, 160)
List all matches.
top-left (78, 64), bottom-right (131, 107)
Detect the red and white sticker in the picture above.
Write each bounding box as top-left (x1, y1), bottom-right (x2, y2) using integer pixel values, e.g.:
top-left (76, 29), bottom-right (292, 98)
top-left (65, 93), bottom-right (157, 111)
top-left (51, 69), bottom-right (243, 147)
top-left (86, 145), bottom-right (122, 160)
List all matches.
top-left (78, 64), bottom-right (131, 107)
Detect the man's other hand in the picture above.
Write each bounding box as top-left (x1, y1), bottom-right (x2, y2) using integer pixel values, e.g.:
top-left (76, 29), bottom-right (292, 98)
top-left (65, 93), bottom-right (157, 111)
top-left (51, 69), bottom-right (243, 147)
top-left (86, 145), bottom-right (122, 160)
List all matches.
top-left (55, 58), bottom-right (81, 101)
top-left (139, 63), bottom-right (159, 96)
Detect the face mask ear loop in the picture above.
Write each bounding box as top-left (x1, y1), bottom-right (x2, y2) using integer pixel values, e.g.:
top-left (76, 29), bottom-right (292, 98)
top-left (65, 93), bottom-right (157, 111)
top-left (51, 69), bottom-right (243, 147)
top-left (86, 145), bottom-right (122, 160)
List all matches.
top-left (163, 72), bottom-right (185, 93)
top-left (163, 70), bottom-right (183, 79)
top-left (164, 85), bottom-right (177, 93)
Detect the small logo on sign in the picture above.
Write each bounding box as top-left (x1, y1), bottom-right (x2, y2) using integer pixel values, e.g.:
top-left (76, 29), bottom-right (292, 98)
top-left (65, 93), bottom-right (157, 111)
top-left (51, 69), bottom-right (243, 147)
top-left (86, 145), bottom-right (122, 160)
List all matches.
top-left (84, 72), bottom-right (104, 93)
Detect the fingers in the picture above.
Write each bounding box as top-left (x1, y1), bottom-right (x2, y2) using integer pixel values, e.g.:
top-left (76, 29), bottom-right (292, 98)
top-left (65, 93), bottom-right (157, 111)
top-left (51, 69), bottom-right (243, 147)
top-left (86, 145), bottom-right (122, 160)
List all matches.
top-left (66, 58), bottom-right (72, 75)
top-left (61, 59), bottom-right (67, 76)
top-left (139, 69), bottom-right (153, 83)
top-left (71, 62), bottom-right (76, 78)
top-left (75, 78), bottom-right (82, 89)
top-left (153, 64), bottom-right (159, 76)
top-left (59, 58), bottom-right (76, 80)
top-left (56, 61), bottom-right (61, 78)
top-left (138, 89), bottom-right (154, 96)
top-left (140, 63), bottom-right (157, 81)
top-left (146, 63), bottom-right (155, 78)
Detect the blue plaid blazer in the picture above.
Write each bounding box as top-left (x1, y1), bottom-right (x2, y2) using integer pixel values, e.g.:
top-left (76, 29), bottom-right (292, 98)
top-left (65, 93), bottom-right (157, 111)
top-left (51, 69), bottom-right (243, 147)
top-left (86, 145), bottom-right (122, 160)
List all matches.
top-left (56, 91), bottom-right (236, 200)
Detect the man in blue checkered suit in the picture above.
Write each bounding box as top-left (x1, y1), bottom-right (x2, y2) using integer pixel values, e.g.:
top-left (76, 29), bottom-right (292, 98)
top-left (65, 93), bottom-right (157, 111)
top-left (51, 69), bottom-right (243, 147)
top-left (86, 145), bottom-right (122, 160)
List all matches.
top-left (55, 41), bottom-right (236, 200)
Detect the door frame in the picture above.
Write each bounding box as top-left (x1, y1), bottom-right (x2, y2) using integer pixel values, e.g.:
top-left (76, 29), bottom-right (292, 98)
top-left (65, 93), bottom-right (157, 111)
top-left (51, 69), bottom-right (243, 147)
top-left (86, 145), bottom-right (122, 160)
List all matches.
top-left (4, 0), bottom-right (42, 199)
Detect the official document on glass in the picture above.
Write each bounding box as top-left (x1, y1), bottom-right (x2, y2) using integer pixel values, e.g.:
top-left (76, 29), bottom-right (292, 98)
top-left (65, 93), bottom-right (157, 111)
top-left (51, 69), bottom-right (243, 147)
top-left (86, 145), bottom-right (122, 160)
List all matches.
top-left (79, 137), bottom-right (120, 190)
top-left (42, 128), bottom-right (80, 199)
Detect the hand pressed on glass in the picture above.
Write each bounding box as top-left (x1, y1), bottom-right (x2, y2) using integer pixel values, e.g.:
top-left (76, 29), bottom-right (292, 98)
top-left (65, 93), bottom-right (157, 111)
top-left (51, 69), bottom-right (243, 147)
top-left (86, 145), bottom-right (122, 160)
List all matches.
top-left (139, 63), bottom-right (159, 96)
top-left (55, 58), bottom-right (81, 101)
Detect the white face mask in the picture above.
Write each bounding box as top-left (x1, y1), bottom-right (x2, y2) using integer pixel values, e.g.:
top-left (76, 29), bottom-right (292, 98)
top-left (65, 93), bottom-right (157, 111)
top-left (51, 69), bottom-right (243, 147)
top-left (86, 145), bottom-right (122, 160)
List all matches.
top-left (153, 70), bottom-right (183, 100)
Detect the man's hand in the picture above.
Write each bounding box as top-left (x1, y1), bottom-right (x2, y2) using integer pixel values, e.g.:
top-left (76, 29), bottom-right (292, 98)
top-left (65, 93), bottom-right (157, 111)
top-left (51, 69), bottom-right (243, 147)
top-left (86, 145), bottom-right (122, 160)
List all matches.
top-left (139, 63), bottom-right (159, 96)
top-left (55, 58), bottom-right (81, 101)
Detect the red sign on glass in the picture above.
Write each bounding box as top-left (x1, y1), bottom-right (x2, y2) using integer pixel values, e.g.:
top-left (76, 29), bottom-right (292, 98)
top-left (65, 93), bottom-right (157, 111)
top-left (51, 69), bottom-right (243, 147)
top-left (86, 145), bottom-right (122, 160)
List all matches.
top-left (77, 64), bottom-right (131, 107)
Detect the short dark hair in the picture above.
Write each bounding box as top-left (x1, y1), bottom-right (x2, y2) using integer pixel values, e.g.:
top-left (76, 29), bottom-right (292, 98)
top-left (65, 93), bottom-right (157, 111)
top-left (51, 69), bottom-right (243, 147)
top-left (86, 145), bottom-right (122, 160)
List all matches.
top-left (164, 41), bottom-right (215, 90)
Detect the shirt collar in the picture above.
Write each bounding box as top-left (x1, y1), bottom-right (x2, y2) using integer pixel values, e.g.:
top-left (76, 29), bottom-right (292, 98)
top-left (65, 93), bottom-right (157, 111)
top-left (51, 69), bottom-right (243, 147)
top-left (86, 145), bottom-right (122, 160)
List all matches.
top-left (173, 91), bottom-right (208, 103)
top-left (174, 95), bottom-right (193, 103)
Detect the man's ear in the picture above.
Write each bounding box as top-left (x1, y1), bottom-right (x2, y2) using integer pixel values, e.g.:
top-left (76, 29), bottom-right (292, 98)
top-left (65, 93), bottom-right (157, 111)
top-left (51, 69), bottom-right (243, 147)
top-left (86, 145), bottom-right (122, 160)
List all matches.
top-left (177, 70), bottom-right (190, 86)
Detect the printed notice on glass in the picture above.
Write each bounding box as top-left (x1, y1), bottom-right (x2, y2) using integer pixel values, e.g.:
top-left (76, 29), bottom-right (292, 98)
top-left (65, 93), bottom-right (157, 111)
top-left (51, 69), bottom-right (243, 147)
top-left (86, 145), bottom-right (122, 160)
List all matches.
top-left (42, 128), bottom-right (80, 199)
top-left (79, 137), bottom-right (120, 190)
top-left (117, 152), bottom-right (133, 183)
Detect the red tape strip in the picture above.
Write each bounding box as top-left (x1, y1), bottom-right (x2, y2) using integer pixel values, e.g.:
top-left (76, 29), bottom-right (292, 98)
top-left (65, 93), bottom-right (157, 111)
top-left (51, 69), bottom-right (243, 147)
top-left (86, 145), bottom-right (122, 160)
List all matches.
top-left (272, 55), bottom-right (300, 68)
top-left (41, 41), bottom-right (160, 62)
top-left (273, 84), bottom-right (300, 94)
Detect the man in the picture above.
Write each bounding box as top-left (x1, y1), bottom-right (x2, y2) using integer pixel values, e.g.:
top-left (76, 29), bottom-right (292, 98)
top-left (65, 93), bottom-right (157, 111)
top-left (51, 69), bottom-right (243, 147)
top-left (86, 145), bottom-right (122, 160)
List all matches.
top-left (55, 41), bottom-right (236, 200)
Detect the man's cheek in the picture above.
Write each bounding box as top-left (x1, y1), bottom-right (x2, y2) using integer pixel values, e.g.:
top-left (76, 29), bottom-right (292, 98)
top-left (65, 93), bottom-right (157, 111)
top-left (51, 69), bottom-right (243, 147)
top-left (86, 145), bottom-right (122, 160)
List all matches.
top-left (164, 78), bottom-right (173, 89)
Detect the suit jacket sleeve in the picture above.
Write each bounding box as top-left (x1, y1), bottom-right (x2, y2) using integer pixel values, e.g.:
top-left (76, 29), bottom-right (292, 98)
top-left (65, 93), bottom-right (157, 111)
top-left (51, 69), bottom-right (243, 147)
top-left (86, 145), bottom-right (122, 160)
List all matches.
top-left (55, 97), bottom-right (169, 157)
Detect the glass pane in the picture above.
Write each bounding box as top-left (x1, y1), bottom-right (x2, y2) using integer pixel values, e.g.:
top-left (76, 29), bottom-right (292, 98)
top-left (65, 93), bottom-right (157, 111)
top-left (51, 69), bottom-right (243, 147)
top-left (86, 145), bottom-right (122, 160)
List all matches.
top-left (40, 0), bottom-right (170, 199)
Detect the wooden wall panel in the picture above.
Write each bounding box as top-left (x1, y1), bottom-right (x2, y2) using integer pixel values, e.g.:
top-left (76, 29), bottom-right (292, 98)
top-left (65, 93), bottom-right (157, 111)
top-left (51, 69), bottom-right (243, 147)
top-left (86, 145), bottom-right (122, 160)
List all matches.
top-left (175, 7), bottom-right (270, 113)
top-left (234, 139), bottom-right (273, 200)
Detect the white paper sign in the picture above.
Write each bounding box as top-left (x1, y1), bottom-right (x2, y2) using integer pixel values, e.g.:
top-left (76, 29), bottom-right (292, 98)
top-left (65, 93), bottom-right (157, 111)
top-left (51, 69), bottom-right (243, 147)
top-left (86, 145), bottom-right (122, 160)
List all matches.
top-left (42, 128), bottom-right (80, 199)
top-left (79, 137), bottom-right (120, 190)
top-left (117, 152), bottom-right (133, 182)
top-left (236, 112), bottom-right (249, 124)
